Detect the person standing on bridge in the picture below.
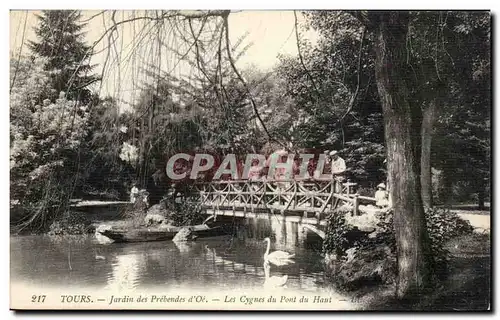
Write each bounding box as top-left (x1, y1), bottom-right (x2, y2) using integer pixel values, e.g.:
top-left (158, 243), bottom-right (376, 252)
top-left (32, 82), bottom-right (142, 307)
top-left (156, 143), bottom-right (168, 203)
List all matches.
top-left (323, 150), bottom-right (331, 164)
top-left (330, 150), bottom-right (346, 193)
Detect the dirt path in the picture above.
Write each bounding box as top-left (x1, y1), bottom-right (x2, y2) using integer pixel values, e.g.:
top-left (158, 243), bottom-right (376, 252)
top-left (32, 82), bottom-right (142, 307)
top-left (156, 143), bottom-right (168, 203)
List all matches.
top-left (457, 213), bottom-right (490, 232)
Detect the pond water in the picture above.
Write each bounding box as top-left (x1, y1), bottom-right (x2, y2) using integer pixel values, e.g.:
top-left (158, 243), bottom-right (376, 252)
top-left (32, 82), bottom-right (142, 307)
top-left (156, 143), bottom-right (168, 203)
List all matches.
top-left (11, 217), bottom-right (335, 296)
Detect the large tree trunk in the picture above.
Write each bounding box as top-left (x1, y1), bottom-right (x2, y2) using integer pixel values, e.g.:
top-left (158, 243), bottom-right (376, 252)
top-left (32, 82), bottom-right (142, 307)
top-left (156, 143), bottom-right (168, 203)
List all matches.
top-left (420, 101), bottom-right (436, 208)
top-left (372, 12), bottom-right (432, 299)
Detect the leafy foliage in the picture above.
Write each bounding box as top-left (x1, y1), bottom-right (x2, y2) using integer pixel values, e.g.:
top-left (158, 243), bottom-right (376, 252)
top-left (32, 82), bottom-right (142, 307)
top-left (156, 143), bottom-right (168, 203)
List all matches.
top-left (274, 11), bottom-right (386, 187)
top-left (322, 207), bottom-right (353, 257)
top-left (168, 202), bottom-right (206, 227)
top-left (48, 211), bottom-right (94, 235)
top-left (425, 207), bottom-right (475, 270)
top-left (10, 56), bottom-right (90, 230)
top-left (411, 11), bottom-right (491, 206)
top-left (72, 97), bottom-right (137, 201)
top-left (298, 11), bottom-right (490, 201)
top-left (323, 207), bottom-right (474, 290)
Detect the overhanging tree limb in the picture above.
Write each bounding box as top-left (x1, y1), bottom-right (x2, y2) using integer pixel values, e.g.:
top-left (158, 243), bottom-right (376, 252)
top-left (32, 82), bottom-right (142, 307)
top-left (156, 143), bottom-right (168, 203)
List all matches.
top-left (10, 11), bottom-right (28, 93)
top-left (294, 10), bottom-right (320, 97)
top-left (335, 26), bottom-right (365, 125)
top-left (222, 13), bottom-right (283, 146)
top-left (187, 18), bottom-right (225, 110)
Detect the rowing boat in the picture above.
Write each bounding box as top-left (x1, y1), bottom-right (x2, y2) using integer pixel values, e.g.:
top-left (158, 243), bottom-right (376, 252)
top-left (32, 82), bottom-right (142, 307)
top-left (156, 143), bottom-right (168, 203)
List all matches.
top-left (96, 223), bottom-right (229, 243)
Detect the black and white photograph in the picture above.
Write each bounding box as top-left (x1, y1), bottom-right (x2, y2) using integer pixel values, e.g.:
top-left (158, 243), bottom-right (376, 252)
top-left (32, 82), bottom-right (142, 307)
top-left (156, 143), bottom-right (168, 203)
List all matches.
top-left (8, 9), bottom-right (491, 311)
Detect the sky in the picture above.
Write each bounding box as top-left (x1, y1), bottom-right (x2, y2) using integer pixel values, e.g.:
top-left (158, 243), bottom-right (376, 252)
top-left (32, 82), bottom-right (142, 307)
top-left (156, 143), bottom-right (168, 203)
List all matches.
top-left (9, 10), bottom-right (319, 109)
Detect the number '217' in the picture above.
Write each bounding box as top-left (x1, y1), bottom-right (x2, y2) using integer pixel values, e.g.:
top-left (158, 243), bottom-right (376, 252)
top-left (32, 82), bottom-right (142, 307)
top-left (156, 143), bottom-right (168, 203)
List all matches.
top-left (31, 295), bottom-right (46, 303)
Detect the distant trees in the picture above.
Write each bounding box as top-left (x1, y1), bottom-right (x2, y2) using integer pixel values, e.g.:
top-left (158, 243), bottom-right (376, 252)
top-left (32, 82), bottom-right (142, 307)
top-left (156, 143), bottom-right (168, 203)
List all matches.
top-left (126, 76), bottom-right (205, 196)
top-left (407, 11), bottom-right (490, 209)
top-left (28, 10), bottom-right (99, 104)
top-left (429, 12), bottom-right (491, 209)
top-left (75, 96), bottom-right (136, 200)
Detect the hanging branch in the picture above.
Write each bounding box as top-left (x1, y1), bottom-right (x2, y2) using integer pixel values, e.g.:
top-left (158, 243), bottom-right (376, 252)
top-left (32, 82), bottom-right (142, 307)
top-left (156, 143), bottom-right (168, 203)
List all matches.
top-left (167, 16), bottom-right (208, 74)
top-left (80, 10), bottom-right (106, 23)
top-left (216, 22), bottom-right (231, 104)
top-left (90, 10), bottom-right (230, 55)
top-left (222, 13), bottom-right (284, 147)
top-left (294, 10), bottom-right (320, 97)
top-left (10, 11), bottom-right (28, 93)
top-left (188, 19), bottom-right (225, 110)
top-left (434, 12), bottom-right (442, 82)
top-left (335, 26), bottom-right (365, 125)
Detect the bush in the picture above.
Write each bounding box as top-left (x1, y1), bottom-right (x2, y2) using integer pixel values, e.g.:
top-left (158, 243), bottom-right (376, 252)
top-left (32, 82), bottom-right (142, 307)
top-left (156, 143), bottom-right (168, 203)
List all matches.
top-left (119, 192), bottom-right (206, 228)
top-left (426, 207), bottom-right (474, 240)
top-left (169, 201), bottom-right (206, 226)
top-left (323, 206), bottom-right (474, 291)
top-left (426, 207), bottom-right (475, 273)
top-left (322, 208), bottom-right (352, 257)
top-left (10, 58), bottom-right (90, 230)
top-left (48, 211), bottom-right (94, 235)
top-left (323, 206), bottom-right (397, 291)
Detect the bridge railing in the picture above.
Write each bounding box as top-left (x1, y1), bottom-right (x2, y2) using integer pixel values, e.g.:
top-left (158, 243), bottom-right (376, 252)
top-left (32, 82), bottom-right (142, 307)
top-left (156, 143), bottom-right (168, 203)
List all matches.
top-left (186, 179), bottom-right (376, 218)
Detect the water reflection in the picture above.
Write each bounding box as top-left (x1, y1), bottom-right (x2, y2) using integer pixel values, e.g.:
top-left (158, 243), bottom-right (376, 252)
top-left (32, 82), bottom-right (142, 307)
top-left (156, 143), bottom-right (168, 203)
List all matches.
top-left (11, 216), bottom-right (328, 293)
top-left (263, 261), bottom-right (288, 289)
top-left (270, 216), bottom-right (287, 247)
top-left (173, 240), bottom-right (194, 254)
top-left (106, 253), bottom-right (145, 291)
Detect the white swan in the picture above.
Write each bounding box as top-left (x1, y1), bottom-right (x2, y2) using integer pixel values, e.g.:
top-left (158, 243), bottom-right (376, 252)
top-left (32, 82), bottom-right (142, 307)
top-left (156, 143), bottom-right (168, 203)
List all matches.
top-left (263, 261), bottom-right (288, 288)
top-left (263, 237), bottom-right (295, 266)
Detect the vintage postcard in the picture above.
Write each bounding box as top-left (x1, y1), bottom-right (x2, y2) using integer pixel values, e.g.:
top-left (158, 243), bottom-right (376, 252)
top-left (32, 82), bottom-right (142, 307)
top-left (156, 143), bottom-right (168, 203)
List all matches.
top-left (9, 9), bottom-right (491, 311)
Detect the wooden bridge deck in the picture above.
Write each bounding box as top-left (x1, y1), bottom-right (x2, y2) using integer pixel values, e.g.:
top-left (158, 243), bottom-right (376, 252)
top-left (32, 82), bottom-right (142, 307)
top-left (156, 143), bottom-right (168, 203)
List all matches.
top-left (188, 179), bottom-right (377, 222)
top-left (72, 180), bottom-right (378, 228)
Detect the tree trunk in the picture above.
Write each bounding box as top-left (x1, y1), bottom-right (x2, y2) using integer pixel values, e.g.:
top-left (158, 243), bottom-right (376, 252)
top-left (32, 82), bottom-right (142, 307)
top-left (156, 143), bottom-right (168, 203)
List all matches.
top-left (477, 176), bottom-right (486, 210)
top-left (441, 170), bottom-right (454, 205)
top-left (373, 12), bottom-right (432, 299)
top-left (420, 101), bottom-right (436, 208)
top-left (478, 187), bottom-right (485, 210)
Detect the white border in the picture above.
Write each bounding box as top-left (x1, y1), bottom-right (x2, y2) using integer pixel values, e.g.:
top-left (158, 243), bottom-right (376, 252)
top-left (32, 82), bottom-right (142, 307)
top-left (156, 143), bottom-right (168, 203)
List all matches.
top-left (2, 1), bottom-right (498, 319)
